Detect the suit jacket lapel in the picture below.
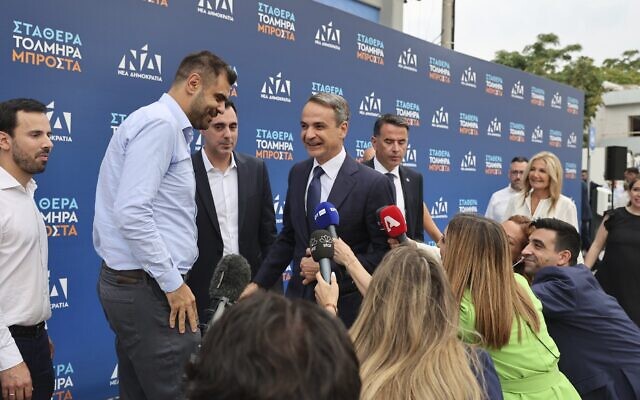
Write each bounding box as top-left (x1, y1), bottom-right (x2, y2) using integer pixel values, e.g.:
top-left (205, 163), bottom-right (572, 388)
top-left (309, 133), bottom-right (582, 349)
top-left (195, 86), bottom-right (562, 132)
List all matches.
top-left (399, 166), bottom-right (413, 226)
top-left (296, 159), bottom-right (314, 239)
top-left (193, 151), bottom-right (221, 238)
top-left (328, 155), bottom-right (357, 210)
top-left (235, 152), bottom-right (248, 231)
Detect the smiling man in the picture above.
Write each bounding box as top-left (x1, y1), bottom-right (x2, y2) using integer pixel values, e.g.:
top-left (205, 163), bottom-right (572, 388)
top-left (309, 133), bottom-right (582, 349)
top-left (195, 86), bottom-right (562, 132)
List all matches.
top-left (485, 156), bottom-right (528, 222)
top-left (93, 51), bottom-right (236, 399)
top-left (523, 218), bottom-right (640, 399)
top-left (244, 93), bottom-right (394, 327)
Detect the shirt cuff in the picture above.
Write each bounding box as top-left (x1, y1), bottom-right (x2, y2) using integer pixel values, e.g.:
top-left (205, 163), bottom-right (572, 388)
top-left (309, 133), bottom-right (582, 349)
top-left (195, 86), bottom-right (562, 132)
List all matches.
top-left (154, 268), bottom-right (184, 293)
top-left (0, 337), bottom-right (23, 371)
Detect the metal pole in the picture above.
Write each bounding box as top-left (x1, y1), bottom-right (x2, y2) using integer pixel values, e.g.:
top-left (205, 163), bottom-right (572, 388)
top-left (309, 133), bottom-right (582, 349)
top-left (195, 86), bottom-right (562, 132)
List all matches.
top-left (441, 0), bottom-right (454, 49)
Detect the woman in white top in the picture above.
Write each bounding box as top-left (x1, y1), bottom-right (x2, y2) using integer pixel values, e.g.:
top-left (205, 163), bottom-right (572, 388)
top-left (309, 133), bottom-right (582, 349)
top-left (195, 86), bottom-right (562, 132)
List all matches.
top-left (504, 151), bottom-right (579, 230)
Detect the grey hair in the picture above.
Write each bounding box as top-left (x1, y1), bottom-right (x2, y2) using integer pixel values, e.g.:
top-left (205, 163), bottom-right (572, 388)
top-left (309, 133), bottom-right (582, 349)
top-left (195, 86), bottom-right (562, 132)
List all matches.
top-left (307, 93), bottom-right (350, 125)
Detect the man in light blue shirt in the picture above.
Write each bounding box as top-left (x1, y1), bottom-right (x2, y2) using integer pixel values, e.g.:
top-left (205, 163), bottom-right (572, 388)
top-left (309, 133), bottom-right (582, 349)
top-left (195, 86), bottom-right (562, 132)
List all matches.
top-left (93, 50), bottom-right (236, 400)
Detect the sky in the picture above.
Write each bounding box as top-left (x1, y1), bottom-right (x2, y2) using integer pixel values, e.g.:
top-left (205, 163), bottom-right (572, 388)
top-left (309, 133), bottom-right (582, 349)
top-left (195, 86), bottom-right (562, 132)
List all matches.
top-left (403, 0), bottom-right (640, 65)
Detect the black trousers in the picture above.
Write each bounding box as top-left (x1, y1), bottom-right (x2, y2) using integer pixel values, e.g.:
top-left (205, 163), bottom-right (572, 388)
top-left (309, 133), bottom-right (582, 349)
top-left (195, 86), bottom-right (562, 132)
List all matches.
top-left (13, 330), bottom-right (54, 400)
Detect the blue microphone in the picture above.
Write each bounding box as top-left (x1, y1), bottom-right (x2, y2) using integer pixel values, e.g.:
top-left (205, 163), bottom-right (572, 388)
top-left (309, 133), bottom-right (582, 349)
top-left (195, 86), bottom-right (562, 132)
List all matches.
top-left (313, 202), bottom-right (339, 238)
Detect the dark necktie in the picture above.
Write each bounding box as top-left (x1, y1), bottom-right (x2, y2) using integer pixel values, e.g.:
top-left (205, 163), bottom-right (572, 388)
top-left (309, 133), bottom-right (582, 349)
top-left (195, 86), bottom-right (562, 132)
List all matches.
top-left (385, 172), bottom-right (397, 204)
top-left (307, 166), bottom-right (324, 230)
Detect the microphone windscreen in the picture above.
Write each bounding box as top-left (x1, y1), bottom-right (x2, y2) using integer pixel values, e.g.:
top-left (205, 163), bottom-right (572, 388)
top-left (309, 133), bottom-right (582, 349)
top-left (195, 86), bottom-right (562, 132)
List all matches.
top-left (208, 254), bottom-right (251, 302)
top-left (379, 205), bottom-right (408, 238)
top-left (309, 229), bottom-right (334, 261)
top-left (313, 202), bottom-right (340, 230)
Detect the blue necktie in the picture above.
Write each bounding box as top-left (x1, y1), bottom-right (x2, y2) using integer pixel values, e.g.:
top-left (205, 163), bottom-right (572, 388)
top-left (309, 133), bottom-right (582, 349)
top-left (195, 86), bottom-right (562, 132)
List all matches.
top-left (385, 172), bottom-right (397, 204)
top-left (307, 166), bottom-right (324, 230)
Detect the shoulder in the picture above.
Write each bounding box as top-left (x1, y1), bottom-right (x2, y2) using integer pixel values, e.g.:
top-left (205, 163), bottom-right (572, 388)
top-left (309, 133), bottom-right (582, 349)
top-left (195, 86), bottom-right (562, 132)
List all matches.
top-left (400, 165), bottom-right (422, 180)
top-left (234, 152), bottom-right (264, 168)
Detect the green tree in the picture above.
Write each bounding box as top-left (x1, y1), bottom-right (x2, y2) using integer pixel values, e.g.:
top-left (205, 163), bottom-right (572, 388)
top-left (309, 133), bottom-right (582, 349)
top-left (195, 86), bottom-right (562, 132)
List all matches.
top-left (601, 50), bottom-right (640, 84)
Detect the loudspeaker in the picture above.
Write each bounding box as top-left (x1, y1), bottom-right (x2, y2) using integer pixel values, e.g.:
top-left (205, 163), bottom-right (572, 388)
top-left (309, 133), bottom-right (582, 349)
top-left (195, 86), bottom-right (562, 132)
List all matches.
top-left (604, 146), bottom-right (627, 180)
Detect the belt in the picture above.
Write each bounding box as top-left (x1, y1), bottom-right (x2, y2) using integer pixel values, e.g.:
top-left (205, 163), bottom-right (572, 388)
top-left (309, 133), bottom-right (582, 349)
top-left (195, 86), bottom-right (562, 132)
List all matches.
top-left (9, 321), bottom-right (46, 339)
top-left (102, 262), bottom-right (188, 281)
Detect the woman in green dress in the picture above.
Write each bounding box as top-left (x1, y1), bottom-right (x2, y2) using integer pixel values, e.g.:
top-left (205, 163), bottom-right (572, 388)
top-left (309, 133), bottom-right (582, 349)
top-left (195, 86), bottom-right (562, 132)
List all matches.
top-left (439, 213), bottom-right (579, 400)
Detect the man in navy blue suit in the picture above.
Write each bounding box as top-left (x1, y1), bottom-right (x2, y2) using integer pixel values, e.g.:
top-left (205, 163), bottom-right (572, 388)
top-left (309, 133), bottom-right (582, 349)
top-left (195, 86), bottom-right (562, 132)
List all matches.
top-left (242, 93), bottom-right (394, 327)
top-left (522, 218), bottom-right (640, 399)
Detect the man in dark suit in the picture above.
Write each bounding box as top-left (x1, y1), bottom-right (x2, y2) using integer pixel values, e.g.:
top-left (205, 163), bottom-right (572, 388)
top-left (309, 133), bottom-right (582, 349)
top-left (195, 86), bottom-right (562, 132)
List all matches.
top-left (243, 93), bottom-right (394, 327)
top-left (188, 100), bottom-right (276, 323)
top-left (522, 218), bottom-right (640, 399)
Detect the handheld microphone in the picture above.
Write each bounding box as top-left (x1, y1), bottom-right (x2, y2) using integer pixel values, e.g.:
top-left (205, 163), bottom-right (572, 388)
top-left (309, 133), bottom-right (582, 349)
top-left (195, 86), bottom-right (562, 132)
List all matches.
top-left (313, 202), bottom-right (339, 238)
top-left (378, 205), bottom-right (408, 243)
top-left (309, 229), bottom-right (334, 283)
top-left (206, 254), bottom-right (251, 328)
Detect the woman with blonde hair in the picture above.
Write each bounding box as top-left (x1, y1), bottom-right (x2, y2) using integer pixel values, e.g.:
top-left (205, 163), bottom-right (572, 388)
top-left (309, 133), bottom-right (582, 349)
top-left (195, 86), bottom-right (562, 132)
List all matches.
top-left (440, 213), bottom-right (579, 399)
top-left (316, 245), bottom-right (502, 400)
top-left (504, 151), bottom-right (578, 230)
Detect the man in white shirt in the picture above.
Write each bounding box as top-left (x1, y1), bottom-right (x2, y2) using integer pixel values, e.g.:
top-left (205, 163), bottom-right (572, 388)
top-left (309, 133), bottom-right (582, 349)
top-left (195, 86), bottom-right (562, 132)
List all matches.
top-left (485, 156), bottom-right (528, 222)
top-left (0, 98), bottom-right (54, 400)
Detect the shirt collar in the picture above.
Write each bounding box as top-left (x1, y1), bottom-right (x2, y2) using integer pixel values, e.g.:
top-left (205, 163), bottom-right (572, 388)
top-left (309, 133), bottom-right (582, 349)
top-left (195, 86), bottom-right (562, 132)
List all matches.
top-left (373, 157), bottom-right (399, 177)
top-left (0, 165), bottom-right (37, 193)
top-left (313, 147), bottom-right (346, 181)
top-left (158, 93), bottom-right (193, 144)
top-left (201, 148), bottom-right (237, 173)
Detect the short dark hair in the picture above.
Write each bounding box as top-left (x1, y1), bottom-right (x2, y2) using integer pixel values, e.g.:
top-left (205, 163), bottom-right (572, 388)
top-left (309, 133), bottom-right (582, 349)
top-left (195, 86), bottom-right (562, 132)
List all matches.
top-left (185, 292), bottom-right (361, 400)
top-left (174, 51), bottom-right (237, 86)
top-left (511, 156), bottom-right (528, 164)
top-left (530, 218), bottom-right (580, 265)
top-left (625, 167), bottom-right (639, 174)
top-left (224, 99), bottom-right (237, 115)
top-left (0, 98), bottom-right (47, 137)
top-left (373, 114), bottom-right (409, 136)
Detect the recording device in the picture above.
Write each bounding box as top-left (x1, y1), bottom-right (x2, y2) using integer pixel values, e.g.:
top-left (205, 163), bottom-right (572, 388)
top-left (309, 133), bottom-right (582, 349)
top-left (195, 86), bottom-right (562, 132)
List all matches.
top-left (206, 254), bottom-right (251, 329)
top-left (309, 229), bottom-right (334, 283)
top-left (378, 205), bottom-right (408, 243)
top-left (313, 202), bottom-right (339, 238)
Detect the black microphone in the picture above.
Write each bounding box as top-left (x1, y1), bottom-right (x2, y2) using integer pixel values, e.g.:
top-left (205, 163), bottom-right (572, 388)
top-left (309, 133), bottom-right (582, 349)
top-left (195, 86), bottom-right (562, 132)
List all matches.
top-left (309, 229), bottom-right (334, 283)
top-left (206, 254), bottom-right (251, 328)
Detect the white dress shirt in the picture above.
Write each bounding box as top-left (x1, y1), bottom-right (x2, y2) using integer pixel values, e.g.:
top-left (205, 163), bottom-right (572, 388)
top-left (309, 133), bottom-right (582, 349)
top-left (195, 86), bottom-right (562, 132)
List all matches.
top-left (202, 149), bottom-right (239, 256)
top-left (485, 185), bottom-right (520, 222)
top-left (305, 147), bottom-right (347, 211)
top-left (0, 166), bottom-right (51, 371)
top-left (373, 157), bottom-right (406, 219)
top-left (504, 191), bottom-right (579, 230)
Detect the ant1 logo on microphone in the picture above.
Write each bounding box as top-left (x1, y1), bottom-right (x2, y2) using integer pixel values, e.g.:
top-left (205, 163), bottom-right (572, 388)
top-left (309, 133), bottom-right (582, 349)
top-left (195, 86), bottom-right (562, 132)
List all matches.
top-left (530, 86), bottom-right (545, 107)
top-left (402, 143), bottom-right (417, 167)
top-left (11, 20), bottom-right (83, 73)
top-left (428, 57), bottom-right (451, 84)
top-left (396, 99), bottom-right (420, 126)
top-left (38, 197), bottom-right (79, 238)
top-left (260, 72), bottom-right (291, 103)
top-left (485, 154), bottom-right (503, 175)
top-left (487, 117), bottom-right (502, 138)
top-left (198, 0), bottom-right (234, 21)
top-left (460, 67), bottom-right (476, 88)
top-left (110, 364), bottom-right (119, 386)
top-left (431, 107), bottom-right (449, 129)
top-left (359, 92), bottom-right (382, 117)
top-left (315, 21), bottom-right (340, 50)
top-left (273, 194), bottom-right (285, 224)
top-left (531, 125), bottom-right (544, 144)
top-left (485, 73), bottom-right (504, 96)
top-left (509, 122), bottom-right (526, 143)
top-left (257, 2), bottom-right (296, 41)
top-left (551, 92), bottom-right (562, 109)
top-left (431, 197), bottom-right (448, 219)
top-left (356, 33), bottom-right (384, 65)
top-left (549, 129), bottom-right (562, 148)
top-left (311, 81), bottom-right (344, 96)
top-left (458, 198), bottom-right (478, 213)
top-left (110, 112), bottom-right (127, 135)
top-left (46, 101), bottom-right (72, 143)
top-left (567, 96), bottom-right (579, 115)
top-left (564, 162), bottom-right (577, 179)
top-left (53, 362), bottom-right (75, 399)
top-left (397, 47), bottom-right (418, 72)
top-left (117, 44), bottom-right (162, 82)
top-left (566, 132), bottom-right (578, 148)
top-left (459, 112), bottom-right (479, 135)
top-left (511, 80), bottom-right (525, 99)
top-left (460, 151), bottom-right (477, 172)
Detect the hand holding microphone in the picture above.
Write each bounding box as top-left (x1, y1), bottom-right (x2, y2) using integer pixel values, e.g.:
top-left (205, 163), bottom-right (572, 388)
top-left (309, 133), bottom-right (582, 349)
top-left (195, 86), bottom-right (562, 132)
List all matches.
top-left (309, 229), bottom-right (334, 283)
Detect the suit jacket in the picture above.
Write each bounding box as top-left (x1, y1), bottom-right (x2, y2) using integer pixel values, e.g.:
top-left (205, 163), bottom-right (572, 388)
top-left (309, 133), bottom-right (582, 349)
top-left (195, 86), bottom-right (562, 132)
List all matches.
top-left (532, 264), bottom-right (640, 399)
top-left (363, 158), bottom-right (424, 241)
top-left (187, 150), bottom-right (276, 321)
top-left (253, 154), bottom-right (395, 327)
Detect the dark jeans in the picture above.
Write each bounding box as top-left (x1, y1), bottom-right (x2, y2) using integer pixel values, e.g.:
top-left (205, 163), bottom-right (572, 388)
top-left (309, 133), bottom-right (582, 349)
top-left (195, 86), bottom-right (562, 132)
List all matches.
top-left (98, 265), bottom-right (200, 400)
top-left (13, 330), bottom-right (54, 400)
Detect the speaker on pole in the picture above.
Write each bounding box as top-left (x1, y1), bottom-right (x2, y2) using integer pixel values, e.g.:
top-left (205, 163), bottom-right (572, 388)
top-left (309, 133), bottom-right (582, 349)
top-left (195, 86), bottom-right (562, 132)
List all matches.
top-left (604, 146), bottom-right (627, 181)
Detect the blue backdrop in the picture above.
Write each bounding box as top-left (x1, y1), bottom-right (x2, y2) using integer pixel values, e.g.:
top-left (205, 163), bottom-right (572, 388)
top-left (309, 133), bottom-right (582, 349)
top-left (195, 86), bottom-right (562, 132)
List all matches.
top-left (1, 0), bottom-right (583, 397)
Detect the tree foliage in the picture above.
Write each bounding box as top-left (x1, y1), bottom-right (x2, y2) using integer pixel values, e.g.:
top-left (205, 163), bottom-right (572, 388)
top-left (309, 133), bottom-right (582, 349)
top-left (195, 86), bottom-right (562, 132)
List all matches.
top-left (493, 33), bottom-right (640, 132)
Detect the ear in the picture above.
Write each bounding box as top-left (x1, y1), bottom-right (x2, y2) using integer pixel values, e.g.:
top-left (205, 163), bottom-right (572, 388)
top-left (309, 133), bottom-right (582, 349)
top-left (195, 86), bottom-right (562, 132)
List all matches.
top-left (185, 72), bottom-right (202, 95)
top-left (557, 249), bottom-right (572, 266)
top-left (338, 121), bottom-right (348, 140)
top-left (0, 131), bottom-right (11, 151)
top-left (370, 135), bottom-right (377, 146)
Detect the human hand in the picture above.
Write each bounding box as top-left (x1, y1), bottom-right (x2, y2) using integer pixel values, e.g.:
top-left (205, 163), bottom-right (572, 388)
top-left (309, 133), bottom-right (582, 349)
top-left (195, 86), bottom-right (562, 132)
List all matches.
top-left (165, 283), bottom-right (198, 333)
top-left (333, 238), bottom-right (358, 268)
top-left (0, 362), bottom-right (32, 400)
top-left (239, 282), bottom-right (260, 300)
top-left (314, 271), bottom-right (339, 315)
top-left (301, 251), bottom-right (319, 285)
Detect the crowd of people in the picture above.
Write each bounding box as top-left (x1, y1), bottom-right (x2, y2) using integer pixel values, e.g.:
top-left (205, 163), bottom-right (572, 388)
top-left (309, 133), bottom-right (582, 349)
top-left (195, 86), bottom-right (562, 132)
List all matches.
top-left (2, 49), bottom-right (640, 400)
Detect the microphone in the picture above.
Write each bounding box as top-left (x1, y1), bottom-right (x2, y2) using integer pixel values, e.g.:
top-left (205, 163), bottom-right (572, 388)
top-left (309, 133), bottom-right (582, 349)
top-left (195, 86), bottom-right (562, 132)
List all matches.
top-left (309, 229), bottom-right (334, 283)
top-left (313, 202), bottom-right (339, 238)
top-left (206, 254), bottom-right (251, 328)
top-left (378, 205), bottom-right (408, 243)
